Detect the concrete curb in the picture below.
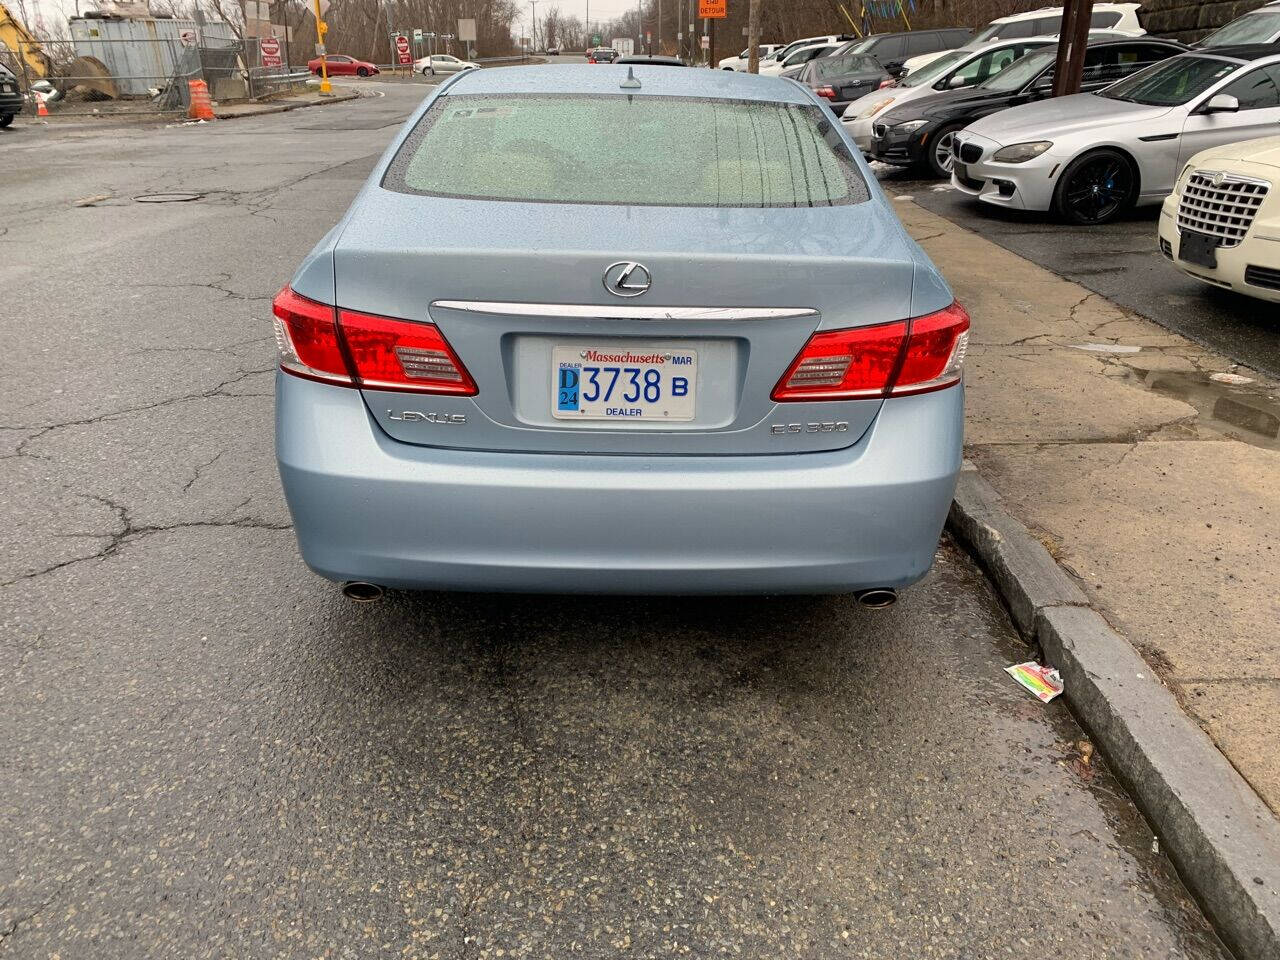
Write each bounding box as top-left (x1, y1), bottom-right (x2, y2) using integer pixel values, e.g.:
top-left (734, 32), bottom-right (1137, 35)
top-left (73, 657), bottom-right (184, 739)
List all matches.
top-left (948, 467), bottom-right (1280, 960)
top-left (214, 91), bottom-right (360, 121)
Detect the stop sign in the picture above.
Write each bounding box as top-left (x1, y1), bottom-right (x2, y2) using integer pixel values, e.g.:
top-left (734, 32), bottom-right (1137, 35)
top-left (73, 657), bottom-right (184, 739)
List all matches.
top-left (395, 34), bottom-right (411, 64)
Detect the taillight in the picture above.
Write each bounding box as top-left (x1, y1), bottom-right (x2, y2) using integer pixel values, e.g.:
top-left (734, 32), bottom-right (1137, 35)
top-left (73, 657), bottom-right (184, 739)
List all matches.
top-left (272, 286), bottom-right (476, 395)
top-left (890, 302), bottom-right (969, 396)
top-left (772, 302), bottom-right (969, 402)
top-left (816, 85), bottom-right (837, 99)
top-left (339, 308), bottom-right (476, 395)
top-left (272, 286), bottom-right (350, 385)
top-left (877, 78), bottom-right (894, 89)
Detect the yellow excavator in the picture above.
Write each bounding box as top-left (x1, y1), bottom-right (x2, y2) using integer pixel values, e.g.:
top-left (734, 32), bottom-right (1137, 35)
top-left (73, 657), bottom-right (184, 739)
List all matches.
top-left (0, 0), bottom-right (51, 78)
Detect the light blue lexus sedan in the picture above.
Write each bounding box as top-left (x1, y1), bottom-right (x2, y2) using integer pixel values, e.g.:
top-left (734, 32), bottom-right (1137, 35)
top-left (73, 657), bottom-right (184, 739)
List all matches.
top-left (273, 65), bottom-right (968, 601)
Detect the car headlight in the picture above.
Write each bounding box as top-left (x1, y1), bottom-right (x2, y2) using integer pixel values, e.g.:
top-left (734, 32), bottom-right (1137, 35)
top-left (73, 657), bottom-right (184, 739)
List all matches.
top-left (894, 119), bottom-right (928, 134)
top-left (854, 98), bottom-right (893, 120)
top-left (993, 141), bottom-right (1053, 163)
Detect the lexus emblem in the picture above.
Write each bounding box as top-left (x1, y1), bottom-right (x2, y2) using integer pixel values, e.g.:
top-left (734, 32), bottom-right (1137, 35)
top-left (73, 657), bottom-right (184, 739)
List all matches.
top-left (603, 261), bottom-right (652, 298)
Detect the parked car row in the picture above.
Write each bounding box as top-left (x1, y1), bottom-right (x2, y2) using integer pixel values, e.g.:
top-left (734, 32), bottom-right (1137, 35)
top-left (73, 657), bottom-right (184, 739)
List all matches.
top-left (739, 2), bottom-right (1280, 304)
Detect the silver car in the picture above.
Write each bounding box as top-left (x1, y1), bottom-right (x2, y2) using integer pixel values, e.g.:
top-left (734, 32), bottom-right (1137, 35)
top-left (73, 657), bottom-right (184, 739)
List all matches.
top-left (952, 46), bottom-right (1280, 224)
top-left (273, 66), bottom-right (969, 597)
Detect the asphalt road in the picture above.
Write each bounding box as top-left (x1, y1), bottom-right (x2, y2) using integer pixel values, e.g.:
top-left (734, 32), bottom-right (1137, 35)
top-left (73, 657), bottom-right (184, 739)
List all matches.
top-left (0, 80), bottom-right (1230, 958)
top-left (872, 166), bottom-right (1280, 380)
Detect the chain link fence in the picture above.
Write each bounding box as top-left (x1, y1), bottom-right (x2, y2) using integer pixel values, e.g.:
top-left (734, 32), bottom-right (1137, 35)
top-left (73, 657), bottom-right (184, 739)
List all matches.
top-left (4, 26), bottom-right (309, 118)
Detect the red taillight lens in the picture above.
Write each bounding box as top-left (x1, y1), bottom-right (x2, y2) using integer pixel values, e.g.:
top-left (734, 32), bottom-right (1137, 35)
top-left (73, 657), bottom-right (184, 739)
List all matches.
top-left (272, 286), bottom-right (351, 385)
top-left (271, 286), bottom-right (476, 395)
top-left (772, 302), bottom-right (969, 402)
top-left (878, 78), bottom-right (894, 89)
top-left (816, 85), bottom-right (837, 99)
top-left (772, 321), bottom-right (908, 401)
top-left (339, 308), bottom-right (477, 395)
top-left (891, 302), bottom-right (970, 396)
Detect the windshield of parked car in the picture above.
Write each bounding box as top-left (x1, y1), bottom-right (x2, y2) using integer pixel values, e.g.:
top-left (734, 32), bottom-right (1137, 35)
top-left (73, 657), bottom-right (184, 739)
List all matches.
top-left (386, 94), bottom-right (870, 208)
top-left (812, 53), bottom-right (881, 79)
top-left (773, 40), bottom-right (812, 61)
top-left (897, 50), bottom-right (966, 87)
top-left (784, 45), bottom-right (826, 66)
top-left (1199, 11), bottom-right (1280, 46)
top-left (977, 48), bottom-right (1053, 91)
top-left (1098, 55), bottom-right (1239, 105)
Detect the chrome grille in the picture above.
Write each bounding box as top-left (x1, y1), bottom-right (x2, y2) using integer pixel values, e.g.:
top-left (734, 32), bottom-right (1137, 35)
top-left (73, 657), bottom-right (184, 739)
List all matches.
top-left (1177, 171), bottom-right (1270, 247)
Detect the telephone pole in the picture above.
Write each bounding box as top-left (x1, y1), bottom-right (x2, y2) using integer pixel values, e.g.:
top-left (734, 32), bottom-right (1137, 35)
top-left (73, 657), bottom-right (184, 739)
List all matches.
top-left (1051, 0), bottom-right (1094, 96)
top-left (746, 0), bottom-right (761, 73)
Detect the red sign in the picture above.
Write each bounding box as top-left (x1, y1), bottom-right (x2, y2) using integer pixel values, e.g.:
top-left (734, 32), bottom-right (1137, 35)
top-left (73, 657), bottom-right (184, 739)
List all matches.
top-left (260, 35), bottom-right (283, 68)
top-left (395, 34), bottom-right (412, 64)
top-left (698, 0), bottom-right (727, 18)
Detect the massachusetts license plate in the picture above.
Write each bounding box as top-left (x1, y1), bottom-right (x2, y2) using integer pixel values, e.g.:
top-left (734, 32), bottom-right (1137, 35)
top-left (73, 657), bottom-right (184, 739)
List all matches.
top-left (1179, 230), bottom-right (1218, 269)
top-left (552, 345), bottom-right (697, 421)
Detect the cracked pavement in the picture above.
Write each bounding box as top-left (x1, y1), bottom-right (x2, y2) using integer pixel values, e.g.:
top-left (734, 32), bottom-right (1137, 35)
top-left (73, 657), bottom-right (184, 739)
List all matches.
top-left (0, 83), bottom-right (1234, 957)
top-left (893, 194), bottom-right (1280, 817)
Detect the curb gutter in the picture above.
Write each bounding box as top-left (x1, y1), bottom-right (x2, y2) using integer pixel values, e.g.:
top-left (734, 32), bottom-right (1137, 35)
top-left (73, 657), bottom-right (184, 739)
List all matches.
top-left (948, 466), bottom-right (1280, 960)
top-left (214, 91), bottom-right (360, 120)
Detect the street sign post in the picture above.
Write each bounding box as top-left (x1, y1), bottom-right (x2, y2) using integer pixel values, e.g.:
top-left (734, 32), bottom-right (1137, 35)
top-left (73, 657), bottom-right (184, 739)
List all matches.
top-left (457, 17), bottom-right (476, 59)
top-left (260, 34), bottom-right (283, 68)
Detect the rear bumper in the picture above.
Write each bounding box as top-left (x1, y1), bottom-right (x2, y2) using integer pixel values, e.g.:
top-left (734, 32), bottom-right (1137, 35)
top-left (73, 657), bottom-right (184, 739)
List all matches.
top-left (276, 374), bottom-right (964, 594)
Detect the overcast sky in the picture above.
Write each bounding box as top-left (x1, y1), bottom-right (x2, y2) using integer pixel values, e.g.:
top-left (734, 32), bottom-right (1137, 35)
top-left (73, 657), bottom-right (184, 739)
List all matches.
top-left (518, 1), bottom-right (652, 37)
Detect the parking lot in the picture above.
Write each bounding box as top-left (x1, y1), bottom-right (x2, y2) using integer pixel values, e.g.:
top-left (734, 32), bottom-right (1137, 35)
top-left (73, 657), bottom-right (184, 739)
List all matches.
top-left (0, 80), bottom-right (1249, 957)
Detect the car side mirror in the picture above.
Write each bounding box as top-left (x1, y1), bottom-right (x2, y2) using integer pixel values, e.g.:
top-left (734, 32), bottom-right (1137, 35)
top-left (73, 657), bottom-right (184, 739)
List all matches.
top-left (886, 61), bottom-right (905, 78)
top-left (1201, 93), bottom-right (1239, 114)
top-left (945, 74), bottom-right (968, 89)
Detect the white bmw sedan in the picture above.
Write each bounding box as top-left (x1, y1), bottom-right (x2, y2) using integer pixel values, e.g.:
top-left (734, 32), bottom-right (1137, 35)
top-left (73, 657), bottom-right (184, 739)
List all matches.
top-left (951, 46), bottom-right (1280, 224)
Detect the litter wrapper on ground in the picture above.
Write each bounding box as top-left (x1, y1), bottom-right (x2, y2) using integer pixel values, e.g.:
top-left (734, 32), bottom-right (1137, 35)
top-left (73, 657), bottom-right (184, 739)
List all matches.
top-left (1005, 662), bottom-right (1064, 703)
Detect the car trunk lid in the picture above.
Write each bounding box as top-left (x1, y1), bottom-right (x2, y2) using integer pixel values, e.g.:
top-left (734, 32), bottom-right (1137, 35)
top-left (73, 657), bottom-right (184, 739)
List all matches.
top-left (333, 189), bottom-right (921, 455)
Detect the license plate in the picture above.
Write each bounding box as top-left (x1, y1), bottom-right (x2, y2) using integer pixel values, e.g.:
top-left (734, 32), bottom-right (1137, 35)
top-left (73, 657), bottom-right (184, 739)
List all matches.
top-left (0, 84), bottom-right (12, 93)
top-left (552, 345), bottom-right (697, 421)
top-left (1179, 230), bottom-right (1218, 269)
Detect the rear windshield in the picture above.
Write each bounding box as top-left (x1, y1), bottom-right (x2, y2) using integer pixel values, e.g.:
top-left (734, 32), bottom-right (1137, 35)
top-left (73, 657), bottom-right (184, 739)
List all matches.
top-left (383, 94), bottom-right (870, 207)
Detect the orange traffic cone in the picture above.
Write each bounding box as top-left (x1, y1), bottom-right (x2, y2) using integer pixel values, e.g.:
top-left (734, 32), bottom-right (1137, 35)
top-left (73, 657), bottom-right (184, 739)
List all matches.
top-left (35, 92), bottom-right (49, 117)
top-left (187, 79), bottom-right (215, 121)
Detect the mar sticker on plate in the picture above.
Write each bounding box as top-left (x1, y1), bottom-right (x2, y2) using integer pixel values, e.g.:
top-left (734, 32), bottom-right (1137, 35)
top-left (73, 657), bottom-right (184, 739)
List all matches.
top-left (552, 345), bottom-right (697, 421)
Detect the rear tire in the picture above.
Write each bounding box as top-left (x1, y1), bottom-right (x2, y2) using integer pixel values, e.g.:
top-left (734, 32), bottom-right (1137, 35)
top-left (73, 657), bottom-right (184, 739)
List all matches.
top-left (922, 124), bottom-right (963, 179)
top-left (1052, 148), bottom-right (1137, 226)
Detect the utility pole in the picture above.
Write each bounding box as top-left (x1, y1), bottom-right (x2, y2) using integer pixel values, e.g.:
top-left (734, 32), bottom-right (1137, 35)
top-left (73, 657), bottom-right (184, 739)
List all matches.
top-left (746, 0), bottom-right (760, 73)
top-left (657, 0), bottom-right (661, 52)
top-left (676, 0), bottom-right (682, 61)
top-left (1051, 0), bottom-right (1094, 96)
top-left (529, 0), bottom-right (538, 52)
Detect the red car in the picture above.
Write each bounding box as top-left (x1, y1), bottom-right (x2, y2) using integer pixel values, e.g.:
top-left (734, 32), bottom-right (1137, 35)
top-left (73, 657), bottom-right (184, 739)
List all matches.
top-left (307, 54), bottom-right (380, 77)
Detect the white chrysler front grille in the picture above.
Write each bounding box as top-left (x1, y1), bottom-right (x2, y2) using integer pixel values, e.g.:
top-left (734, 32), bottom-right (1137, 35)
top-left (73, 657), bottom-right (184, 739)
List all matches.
top-left (1177, 171), bottom-right (1270, 247)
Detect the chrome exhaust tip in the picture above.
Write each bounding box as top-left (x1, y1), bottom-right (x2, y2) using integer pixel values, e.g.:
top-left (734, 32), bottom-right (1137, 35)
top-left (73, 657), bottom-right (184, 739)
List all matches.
top-left (341, 581), bottom-right (385, 603)
top-left (855, 588), bottom-right (897, 609)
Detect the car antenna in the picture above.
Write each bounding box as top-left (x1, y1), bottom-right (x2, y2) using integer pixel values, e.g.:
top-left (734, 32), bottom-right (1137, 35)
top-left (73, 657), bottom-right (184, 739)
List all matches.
top-left (620, 67), bottom-right (641, 90)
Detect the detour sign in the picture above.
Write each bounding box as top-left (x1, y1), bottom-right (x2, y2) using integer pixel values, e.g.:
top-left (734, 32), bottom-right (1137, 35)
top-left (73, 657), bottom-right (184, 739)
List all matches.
top-left (698, 0), bottom-right (727, 17)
